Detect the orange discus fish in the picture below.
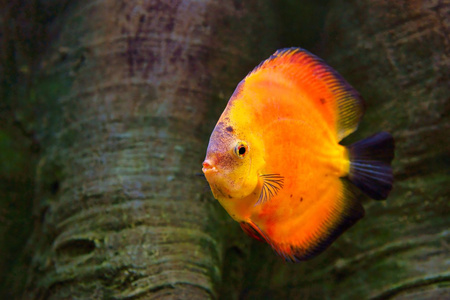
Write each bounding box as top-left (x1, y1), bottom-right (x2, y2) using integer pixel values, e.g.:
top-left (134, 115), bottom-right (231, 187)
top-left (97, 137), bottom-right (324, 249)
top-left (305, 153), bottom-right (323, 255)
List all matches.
top-left (202, 48), bottom-right (394, 262)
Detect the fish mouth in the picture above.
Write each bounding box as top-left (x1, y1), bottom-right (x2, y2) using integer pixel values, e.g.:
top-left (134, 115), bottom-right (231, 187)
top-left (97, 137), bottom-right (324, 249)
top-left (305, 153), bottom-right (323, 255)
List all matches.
top-left (202, 160), bottom-right (224, 199)
top-left (202, 160), bottom-right (218, 175)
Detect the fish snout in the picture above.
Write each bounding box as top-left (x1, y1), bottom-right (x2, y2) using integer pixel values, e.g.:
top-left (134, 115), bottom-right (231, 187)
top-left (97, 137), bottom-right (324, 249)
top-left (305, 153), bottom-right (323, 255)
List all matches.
top-left (202, 159), bottom-right (217, 175)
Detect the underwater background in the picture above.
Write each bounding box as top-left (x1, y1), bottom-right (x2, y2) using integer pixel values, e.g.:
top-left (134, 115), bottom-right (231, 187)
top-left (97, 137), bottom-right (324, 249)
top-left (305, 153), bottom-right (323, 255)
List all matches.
top-left (0, 0), bottom-right (449, 299)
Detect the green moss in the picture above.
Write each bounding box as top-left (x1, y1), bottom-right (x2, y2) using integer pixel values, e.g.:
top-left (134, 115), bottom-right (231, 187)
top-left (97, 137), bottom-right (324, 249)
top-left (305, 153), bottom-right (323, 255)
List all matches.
top-left (0, 131), bottom-right (27, 174)
top-left (0, 130), bottom-right (35, 298)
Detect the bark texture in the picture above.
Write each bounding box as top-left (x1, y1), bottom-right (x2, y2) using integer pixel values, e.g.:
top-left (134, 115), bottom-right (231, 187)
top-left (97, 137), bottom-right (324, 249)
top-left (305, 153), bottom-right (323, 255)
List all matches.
top-left (22, 1), bottom-right (276, 299)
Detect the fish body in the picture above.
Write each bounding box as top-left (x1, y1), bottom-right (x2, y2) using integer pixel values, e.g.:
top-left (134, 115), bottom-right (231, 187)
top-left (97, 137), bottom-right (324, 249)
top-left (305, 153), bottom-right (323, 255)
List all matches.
top-left (202, 48), bottom-right (394, 262)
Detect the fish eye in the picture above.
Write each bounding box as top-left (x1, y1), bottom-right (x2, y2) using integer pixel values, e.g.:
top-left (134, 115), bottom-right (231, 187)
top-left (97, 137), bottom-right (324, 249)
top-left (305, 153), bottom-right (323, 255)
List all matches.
top-left (234, 141), bottom-right (248, 158)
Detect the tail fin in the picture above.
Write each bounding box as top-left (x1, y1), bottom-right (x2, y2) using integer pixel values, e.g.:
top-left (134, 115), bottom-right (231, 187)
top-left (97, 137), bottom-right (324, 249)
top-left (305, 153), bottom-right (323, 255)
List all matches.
top-left (347, 132), bottom-right (395, 200)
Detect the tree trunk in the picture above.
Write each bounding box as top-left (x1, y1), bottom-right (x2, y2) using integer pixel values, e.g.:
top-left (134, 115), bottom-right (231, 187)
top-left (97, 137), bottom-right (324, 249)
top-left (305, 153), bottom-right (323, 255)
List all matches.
top-left (22, 1), bottom-right (276, 299)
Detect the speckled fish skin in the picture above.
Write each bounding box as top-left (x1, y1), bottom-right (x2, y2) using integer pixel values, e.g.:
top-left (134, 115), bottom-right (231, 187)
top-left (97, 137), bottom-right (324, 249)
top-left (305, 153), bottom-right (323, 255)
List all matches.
top-left (202, 48), bottom-right (394, 262)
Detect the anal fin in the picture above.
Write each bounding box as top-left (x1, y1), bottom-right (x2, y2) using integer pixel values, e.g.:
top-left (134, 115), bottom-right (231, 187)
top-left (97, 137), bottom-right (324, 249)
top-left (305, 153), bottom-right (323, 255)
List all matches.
top-left (240, 222), bottom-right (265, 242)
top-left (252, 180), bottom-right (365, 262)
top-left (285, 180), bottom-right (365, 262)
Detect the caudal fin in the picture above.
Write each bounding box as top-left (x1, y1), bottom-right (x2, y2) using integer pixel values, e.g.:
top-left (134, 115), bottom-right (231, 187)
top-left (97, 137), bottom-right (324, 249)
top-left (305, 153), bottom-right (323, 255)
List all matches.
top-left (347, 132), bottom-right (395, 200)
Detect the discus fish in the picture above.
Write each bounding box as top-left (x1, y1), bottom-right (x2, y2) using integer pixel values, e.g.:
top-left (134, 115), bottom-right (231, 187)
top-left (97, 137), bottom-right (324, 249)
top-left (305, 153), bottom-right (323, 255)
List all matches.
top-left (202, 48), bottom-right (394, 262)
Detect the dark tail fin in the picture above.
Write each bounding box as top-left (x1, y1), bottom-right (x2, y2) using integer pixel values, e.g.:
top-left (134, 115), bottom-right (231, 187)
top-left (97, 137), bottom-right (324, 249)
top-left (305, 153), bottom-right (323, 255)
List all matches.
top-left (347, 132), bottom-right (395, 200)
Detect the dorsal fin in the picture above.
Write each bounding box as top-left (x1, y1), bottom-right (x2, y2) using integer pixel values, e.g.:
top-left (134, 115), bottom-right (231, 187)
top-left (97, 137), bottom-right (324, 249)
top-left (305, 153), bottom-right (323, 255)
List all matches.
top-left (244, 47), bottom-right (365, 141)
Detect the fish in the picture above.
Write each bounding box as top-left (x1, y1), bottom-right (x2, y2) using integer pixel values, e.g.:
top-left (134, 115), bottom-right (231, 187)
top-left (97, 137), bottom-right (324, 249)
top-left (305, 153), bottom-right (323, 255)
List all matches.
top-left (202, 47), bottom-right (394, 262)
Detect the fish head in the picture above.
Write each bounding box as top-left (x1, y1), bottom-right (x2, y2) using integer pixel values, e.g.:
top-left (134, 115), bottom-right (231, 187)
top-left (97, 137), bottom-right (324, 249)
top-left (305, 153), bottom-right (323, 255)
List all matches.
top-left (202, 119), bottom-right (264, 203)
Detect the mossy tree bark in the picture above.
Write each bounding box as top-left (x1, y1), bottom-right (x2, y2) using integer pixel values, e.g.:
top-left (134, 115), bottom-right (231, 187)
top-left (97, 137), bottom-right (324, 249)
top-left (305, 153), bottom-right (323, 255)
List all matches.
top-left (21, 1), bottom-right (276, 299)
